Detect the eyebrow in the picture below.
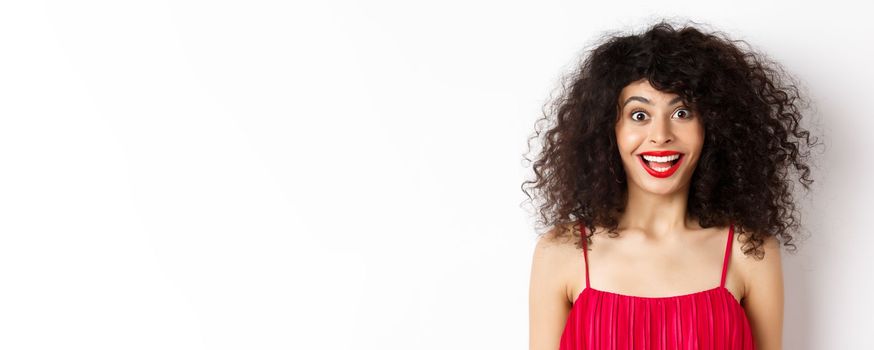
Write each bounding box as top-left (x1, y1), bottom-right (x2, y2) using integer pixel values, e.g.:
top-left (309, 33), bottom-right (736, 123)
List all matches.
top-left (622, 96), bottom-right (684, 107)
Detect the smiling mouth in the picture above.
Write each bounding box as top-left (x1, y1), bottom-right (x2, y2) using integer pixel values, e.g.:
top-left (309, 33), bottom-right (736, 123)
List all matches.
top-left (638, 155), bottom-right (682, 170)
top-left (637, 154), bottom-right (684, 175)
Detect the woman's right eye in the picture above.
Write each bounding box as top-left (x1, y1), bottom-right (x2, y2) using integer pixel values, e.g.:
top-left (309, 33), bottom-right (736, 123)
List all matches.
top-left (631, 111), bottom-right (647, 121)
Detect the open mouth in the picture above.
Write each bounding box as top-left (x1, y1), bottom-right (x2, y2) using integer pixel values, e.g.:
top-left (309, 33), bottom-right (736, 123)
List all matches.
top-left (639, 154), bottom-right (681, 169)
top-left (638, 153), bottom-right (684, 175)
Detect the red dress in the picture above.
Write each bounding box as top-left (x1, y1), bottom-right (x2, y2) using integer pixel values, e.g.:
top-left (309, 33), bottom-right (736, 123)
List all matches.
top-left (559, 221), bottom-right (757, 349)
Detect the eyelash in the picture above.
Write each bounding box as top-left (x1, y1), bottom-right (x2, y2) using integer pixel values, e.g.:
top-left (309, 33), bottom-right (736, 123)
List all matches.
top-left (629, 108), bottom-right (693, 121)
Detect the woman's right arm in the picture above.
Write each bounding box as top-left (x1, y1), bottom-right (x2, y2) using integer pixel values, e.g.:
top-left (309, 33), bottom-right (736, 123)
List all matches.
top-left (529, 229), bottom-right (572, 350)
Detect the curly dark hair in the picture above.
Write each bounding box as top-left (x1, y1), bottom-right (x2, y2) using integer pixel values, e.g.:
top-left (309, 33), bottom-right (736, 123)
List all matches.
top-left (521, 19), bottom-right (822, 259)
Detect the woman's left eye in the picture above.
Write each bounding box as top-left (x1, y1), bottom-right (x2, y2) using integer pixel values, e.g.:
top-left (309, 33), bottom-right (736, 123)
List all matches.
top-left (674, 109), bottom-right (692, 119)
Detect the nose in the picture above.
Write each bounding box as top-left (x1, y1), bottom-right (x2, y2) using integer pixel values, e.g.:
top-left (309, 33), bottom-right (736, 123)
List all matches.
top-left (649, 115), bottom-right (674, 145)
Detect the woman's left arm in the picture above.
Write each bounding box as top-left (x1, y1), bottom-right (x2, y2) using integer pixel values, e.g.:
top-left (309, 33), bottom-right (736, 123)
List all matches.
top-left (743, 235), bottom-right (785, 350)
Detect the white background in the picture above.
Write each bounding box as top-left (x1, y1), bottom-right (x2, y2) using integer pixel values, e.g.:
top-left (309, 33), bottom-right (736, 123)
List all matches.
top-left (0, 1), bottom-right (870, 349)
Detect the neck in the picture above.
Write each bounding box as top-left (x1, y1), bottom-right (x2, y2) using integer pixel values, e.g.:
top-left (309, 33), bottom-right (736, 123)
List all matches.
top-left (617, 182), bottom-right (698, 239)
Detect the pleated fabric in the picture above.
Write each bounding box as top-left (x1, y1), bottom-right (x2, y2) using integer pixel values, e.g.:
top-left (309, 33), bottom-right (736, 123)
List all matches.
top-left (559, 221), bottom-right (756, 350)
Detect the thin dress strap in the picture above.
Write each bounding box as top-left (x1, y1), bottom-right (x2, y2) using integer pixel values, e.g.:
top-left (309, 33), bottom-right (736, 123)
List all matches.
top-left (720, 221), bottom-right (735, 288)
top-left (579, 222), bottom-right (589, 289)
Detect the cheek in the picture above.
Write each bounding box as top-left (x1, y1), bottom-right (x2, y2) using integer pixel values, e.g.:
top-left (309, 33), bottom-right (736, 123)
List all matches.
top-left (614, 128), bottom-right (644, 154)
top-left (683, 124), bottom-right (706, 151)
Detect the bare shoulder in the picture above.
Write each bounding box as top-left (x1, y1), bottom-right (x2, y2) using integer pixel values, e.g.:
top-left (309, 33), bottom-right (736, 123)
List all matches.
top-left (734, 234), bottom-right (783, 293)
top-left (534, 223), bottom-right (586, 298)
top-left (529, 224), bottom-right (579, 349)
top-left (532, 224), bottom-right (579, 269)
top-left (733, 233), bottom-right (784, 349)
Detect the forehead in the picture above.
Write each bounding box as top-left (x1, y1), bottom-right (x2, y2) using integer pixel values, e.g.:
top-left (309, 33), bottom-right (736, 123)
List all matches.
top-left (618, 79), bottom-right (681, 103)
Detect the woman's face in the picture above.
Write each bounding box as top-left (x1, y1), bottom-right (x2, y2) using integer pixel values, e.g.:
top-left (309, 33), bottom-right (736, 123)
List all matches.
top-left (614, 79), bottom-right (705, 194)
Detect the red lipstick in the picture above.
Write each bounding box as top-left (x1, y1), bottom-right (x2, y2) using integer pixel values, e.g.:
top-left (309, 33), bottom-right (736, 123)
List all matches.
top-left (637, 150), bottom-right (684, 178)
top-left (639, 150), bottom-right (682, 156)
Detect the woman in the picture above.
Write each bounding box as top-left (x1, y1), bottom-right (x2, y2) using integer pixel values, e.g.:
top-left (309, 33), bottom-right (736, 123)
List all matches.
top-left (524, 20), bottom-right (820, 350)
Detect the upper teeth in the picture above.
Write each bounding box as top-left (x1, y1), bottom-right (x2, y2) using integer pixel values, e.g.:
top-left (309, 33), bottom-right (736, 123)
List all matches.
top-left (642, 154), bottom-right (680, 162)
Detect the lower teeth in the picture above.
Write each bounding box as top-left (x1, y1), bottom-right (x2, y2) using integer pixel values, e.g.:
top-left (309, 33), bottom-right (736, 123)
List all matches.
top-left (647, 162), bottom-right (673, 172)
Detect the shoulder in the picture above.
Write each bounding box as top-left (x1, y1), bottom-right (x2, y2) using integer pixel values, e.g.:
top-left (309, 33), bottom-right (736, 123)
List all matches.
top-left (734, 233), bottom-right (785, 348)
top-left (530, 225), bottom-right (582, 301)
top-left (532, 224), bottom-right (579, 264)
top-left (734, 233), bottom-right (783, 298)
top-left (531, 225), bottom-right (580, 286)
top-left (529, 225), bottom-right (579, 350)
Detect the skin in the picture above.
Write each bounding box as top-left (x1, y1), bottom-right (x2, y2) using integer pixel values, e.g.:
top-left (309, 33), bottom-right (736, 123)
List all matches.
top-left (529, 79), bottom-right (784, 350)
